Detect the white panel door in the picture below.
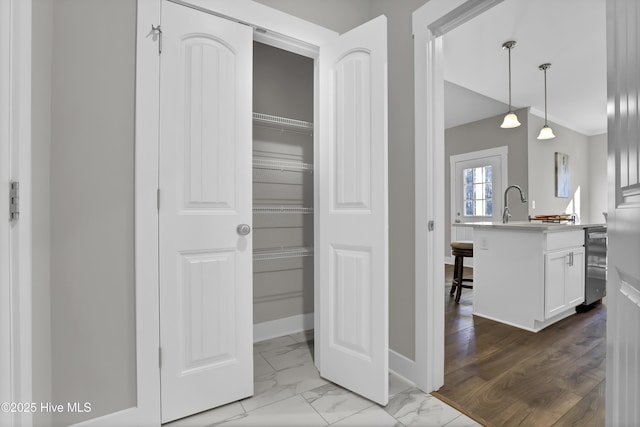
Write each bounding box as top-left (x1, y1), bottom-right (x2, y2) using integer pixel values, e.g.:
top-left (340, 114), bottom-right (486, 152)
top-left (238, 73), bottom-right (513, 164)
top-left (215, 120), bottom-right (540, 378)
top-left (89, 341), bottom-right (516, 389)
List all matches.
top-left (450, 147), bottom-right (507, 249)
top-left (159, 1), bottom-right (253, 422)
top-left (606, 1), bottom-right (640, 425)
top-left (318, 15), bottom-right (389, 405)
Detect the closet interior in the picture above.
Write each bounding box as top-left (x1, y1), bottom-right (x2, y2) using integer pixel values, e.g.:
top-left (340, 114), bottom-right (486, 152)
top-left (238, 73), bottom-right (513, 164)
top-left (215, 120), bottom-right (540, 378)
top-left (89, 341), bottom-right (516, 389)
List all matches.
top-left (252, 42), bottom-right (315, 331)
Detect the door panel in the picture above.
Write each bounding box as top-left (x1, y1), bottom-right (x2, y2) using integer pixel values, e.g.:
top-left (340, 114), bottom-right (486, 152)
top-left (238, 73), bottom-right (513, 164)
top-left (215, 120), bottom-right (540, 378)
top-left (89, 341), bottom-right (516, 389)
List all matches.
top-left (606, 1), bottom-right (640, 425)
top-left (565, 248), bottom-right (585, 306)
top-left (159, 1), bottom-right (253, 422)
top-left (544, 251), bottom-right (567, 317)
top-left (319, 15), bottom-right (389, 405)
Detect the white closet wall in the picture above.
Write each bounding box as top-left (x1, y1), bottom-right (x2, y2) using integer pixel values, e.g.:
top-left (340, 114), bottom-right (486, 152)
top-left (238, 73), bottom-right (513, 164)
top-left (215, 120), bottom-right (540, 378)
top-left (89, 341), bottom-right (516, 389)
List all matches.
top-left (252, 42), bottom-right (314, 325)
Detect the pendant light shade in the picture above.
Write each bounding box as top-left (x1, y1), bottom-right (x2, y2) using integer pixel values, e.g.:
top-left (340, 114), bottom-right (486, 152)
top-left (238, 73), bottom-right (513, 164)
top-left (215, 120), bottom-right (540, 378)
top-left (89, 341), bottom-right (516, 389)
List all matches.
top-left (537, 63), bottom-right (556, 140)
top-left (537, 125), bottom-right (556, 140)
top-left (500, 41), bottom-right (521, 129)
top-left (501, 112), bottom-right (521, 129)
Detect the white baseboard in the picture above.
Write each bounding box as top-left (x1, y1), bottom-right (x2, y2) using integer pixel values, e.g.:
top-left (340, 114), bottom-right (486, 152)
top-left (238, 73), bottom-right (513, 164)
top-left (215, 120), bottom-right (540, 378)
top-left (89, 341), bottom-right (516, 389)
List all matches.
top-left (389, 349), bottom-right (418, 387)
top-left (254, 313), bottom-right (314, 343)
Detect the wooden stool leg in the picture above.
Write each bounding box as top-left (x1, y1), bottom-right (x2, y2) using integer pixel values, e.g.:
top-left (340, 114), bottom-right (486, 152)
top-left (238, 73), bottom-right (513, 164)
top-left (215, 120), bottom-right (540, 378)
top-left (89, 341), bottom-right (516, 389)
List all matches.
top-left (450, 256), bottom-right (459, 296)
top-left (455, 257), bottom-right (464, 303)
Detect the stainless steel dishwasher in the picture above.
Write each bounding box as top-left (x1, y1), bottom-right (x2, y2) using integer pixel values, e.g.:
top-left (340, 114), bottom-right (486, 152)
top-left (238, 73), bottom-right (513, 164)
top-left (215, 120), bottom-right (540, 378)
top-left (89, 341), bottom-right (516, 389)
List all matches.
top-left (579, 226), bottom-right (607, 310)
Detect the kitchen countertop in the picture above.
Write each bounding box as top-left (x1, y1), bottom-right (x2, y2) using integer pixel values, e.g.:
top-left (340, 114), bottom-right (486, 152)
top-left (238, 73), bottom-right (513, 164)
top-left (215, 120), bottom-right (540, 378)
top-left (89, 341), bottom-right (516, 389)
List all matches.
top-left (454, 221), bottom-right (606, 232)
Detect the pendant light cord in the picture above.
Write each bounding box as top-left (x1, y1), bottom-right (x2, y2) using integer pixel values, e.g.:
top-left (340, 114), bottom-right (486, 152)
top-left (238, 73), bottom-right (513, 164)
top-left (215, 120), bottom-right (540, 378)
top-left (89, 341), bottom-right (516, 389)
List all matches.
top-left (508, 46), bottom-right (512, 111)
top-left (539, 63), bottom-right (552, 126)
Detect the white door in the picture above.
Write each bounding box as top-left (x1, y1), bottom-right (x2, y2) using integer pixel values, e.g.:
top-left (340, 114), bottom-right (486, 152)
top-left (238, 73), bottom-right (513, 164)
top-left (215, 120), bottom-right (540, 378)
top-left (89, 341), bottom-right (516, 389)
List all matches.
top-left (158, 1), bottom-right (253, 422)
top-left (318, 15), bottom-right (389, 405)
top-left (606, 0), bottom-right (640, 425)
top-left (450, 147), bottom-right (507, 250)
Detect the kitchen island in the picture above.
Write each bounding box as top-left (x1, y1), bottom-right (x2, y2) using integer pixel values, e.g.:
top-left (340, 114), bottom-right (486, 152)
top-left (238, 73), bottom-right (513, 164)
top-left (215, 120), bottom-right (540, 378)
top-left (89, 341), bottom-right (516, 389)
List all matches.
top-left (457, 221), bottom-right (602, 332)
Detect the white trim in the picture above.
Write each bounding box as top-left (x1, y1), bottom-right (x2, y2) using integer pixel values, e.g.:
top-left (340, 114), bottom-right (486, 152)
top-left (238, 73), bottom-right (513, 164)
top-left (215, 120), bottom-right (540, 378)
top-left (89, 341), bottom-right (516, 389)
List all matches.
top-left (1, 1), bottom-right (33, 426)
top-left (412, 0), bottom-right (503, 393)
top-left (253, 313), bottom-right (314, 343)
top-left (388, 350), bottom-right (418, 385)
top-left (168, 0), bottom-right (335, 47)
top-left (449, 145), bottom-right (508, 164)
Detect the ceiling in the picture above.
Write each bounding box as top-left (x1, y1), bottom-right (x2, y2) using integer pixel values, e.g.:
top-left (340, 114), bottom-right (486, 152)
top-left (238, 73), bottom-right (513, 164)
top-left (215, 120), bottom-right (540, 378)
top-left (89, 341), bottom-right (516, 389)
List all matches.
top-left (443, 0), bottom-right (607, 136)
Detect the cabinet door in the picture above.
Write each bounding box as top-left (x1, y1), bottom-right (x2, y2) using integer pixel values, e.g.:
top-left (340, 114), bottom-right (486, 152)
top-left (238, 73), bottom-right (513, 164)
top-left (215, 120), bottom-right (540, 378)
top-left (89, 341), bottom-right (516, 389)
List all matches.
top-left (545, 250), bottom-right (569, 318)
top-left (565, 247), bottom-right (585, 306)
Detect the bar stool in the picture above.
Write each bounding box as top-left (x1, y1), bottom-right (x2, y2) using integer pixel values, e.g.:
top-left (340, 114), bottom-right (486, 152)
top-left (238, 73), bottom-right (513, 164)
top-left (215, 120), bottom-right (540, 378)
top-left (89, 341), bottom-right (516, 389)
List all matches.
top-left (450, 241), bottom-right (474, 303)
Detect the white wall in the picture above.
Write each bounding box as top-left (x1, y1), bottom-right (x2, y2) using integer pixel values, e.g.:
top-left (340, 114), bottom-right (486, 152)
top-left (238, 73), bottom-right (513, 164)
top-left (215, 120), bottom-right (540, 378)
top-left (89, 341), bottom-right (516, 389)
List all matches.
top-left (31, 0), bottom-right (52, 425)
top-left (588, 133), bottom-right (608, 223)
top-left (49, 0), bottom-right (137, 425)
top-left (527, 113), bottom-right (592, 223)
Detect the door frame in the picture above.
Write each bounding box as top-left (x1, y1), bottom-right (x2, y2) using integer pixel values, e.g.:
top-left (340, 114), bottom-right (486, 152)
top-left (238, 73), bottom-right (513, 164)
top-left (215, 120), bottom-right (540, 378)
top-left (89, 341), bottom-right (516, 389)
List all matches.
top-left (130, 1), bottom-right (338, 425)
top-left (1, 1), bottom-right (33, 426)
top-left (412, 0), bottom-right (505, 392)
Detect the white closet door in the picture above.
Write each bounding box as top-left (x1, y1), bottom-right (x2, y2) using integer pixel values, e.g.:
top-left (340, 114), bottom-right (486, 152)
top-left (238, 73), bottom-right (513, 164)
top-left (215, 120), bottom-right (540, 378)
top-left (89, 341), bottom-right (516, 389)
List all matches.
top-left (318, 15), bottom-right (389, 405)
top-left (158, 1), bottom-right (253, 422)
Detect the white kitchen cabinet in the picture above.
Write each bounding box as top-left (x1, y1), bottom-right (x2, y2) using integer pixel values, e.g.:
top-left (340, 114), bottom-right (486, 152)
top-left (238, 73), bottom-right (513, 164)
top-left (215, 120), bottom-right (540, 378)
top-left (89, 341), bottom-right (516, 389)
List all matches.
top-left (468, 223), bottom-right (589, 332)
top-left (544, 247), bottom-right (585, 319)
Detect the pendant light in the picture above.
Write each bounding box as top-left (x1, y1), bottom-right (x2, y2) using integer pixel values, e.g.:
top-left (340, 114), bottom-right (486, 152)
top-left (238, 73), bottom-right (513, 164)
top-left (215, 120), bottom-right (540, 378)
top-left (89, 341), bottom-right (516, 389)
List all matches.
top-left (500, 41), bottom-right (521, 128)
top-left (537, 63), bottom-right (556, 140)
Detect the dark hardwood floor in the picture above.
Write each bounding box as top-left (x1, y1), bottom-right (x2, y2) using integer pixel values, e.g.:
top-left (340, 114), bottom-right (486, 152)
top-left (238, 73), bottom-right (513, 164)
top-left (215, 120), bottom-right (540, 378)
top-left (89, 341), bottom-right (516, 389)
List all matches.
top-left (433, 264), bottom-right (605, 427)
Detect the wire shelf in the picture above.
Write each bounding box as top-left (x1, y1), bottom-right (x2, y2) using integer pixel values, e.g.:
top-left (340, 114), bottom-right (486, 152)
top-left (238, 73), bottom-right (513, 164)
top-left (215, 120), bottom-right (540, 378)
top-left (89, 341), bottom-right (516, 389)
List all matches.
top-left (253, 246), bottom-right (314, 261)
top-left (253, 206), bottom-right (314, 214)
top-left (253, 158), bottom-right (313, 173)
top-left (253, 113), bottom-right (314, 134)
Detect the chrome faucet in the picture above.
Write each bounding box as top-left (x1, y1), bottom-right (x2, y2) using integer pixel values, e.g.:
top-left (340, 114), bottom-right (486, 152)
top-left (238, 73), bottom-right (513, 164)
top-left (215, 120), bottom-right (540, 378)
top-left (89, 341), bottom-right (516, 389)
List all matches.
top-left (503, 185), bottom-right (528, 223)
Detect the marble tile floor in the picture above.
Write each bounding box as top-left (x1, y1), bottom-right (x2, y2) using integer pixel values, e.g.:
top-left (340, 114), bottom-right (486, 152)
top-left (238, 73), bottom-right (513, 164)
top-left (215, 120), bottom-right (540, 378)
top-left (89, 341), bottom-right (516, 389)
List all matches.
top-left (165, 331), bottom-right (481, 427)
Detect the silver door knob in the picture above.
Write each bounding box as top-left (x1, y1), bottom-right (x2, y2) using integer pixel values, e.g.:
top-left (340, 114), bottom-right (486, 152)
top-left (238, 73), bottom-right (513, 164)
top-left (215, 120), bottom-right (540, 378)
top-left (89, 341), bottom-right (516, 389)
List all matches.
top-left (237, 224), bottom-right (251, 236)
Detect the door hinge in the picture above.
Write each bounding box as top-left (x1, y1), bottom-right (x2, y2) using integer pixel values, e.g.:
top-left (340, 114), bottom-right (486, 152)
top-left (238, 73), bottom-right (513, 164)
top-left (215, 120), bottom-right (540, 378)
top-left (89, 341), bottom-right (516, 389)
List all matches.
top-left (9, 181), bottom-right (19, 221)
top-left (159, 347), bottom-right (162, 368)
top-left (157, 189), bottom-right (160, 211)
top-left (152, 24), bottom-right (162, 55)
top-left (428, 220), bottom-right (435, 231)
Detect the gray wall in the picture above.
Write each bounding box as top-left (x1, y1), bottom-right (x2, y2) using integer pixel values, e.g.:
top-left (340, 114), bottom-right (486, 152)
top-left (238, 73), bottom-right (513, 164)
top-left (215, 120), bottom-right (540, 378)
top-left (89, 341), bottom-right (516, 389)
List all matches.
top-left (445, 108), bottom-right (530, 258)
top-left (253, 42), bottom-right (315, 323)
top-left (527, 113), bottom-right (592, 223)
top-left (31, 0), bottom-right (53, 425)
top-left (371, 0), bottom-right (428, 361)
top-left (255, 0), bottom-right (427, 360)
top-left (31, 5), bottom-right (431, 417)
top-left (49, 0), bottom-right (137, 425)
top-left (588, 133), bottom-right (608, 223)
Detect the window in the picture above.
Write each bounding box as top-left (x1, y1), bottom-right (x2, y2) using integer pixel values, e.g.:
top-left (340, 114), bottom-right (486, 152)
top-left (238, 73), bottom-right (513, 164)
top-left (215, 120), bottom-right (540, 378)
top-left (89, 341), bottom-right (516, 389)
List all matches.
top-left (463, 165), bottom-right (492, 217)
